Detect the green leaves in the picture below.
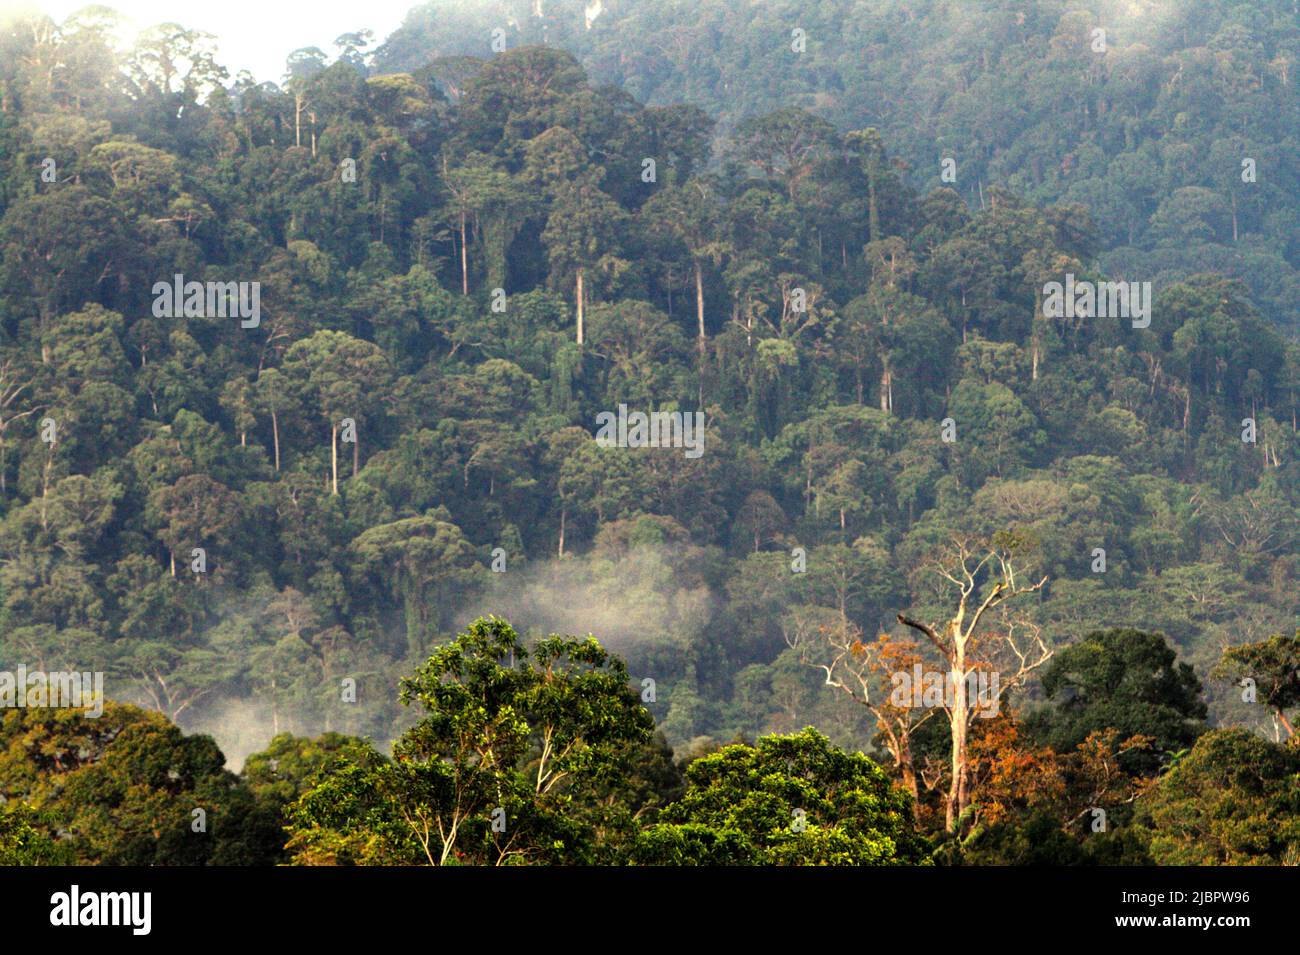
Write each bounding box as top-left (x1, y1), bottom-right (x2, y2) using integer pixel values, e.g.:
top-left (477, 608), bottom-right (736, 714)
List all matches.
top-left (1029, 628), bottom-right (1207, 777)
top-left (351, 512), bottom-right (478, 651)
top-left (0, 701), bottom-right (252, 865)
top-left (288, 616), bottom-right (653, 865)
top-left (635, 728), bottom-right (930, 865)
top-left (1212, 630), bottom-right (1300, 734)
top-left (1132, 729), bottom-right (1300, 865)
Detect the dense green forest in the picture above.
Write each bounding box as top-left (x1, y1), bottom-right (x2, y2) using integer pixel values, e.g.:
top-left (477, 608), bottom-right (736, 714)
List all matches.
top-left (379, 0), bottom-right (1300, 332)
top-left (0, 0), bottom-right (1298, 865)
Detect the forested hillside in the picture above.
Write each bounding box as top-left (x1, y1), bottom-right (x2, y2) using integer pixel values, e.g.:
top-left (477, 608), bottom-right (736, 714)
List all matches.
top-left (0, 1), bottom-right (1298, 866)
top-left (380, 0), bottom-right (1300, 331)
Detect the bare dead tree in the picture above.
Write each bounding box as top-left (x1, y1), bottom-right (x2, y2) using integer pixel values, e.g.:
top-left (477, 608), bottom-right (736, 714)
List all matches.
top-left (895, 535), bottom-right (1050, 832)
top-left (784, 605), bottom-right (935, 804)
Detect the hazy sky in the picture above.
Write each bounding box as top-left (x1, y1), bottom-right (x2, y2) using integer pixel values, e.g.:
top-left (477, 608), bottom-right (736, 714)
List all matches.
top-left (1, 0), bottom-right (423, 84)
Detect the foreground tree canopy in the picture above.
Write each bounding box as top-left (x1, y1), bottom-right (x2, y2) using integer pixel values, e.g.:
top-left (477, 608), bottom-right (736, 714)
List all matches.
top-left (0, 618), bottom-right (1296, 866)
top-left (633, 728), bottom-right (932, 865)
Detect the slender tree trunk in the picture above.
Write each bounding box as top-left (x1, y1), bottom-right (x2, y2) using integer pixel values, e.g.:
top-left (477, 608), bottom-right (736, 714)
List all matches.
top-left (331, 423), bottom-right (339, 495)
top-left (694, 261), bottom-right (706, 351)
top-left (558, 507), bottom-right (566, 558)
top-left (576, 269), bottom-right (585, 344)
top-left (945, 627), bottom-right (972, 833)
top-left (695, 262), bottom-right (707, 405)
top-left (460, 211), bottom-right (468, 296)
top-left (271, 408), bottom-right (281, 472)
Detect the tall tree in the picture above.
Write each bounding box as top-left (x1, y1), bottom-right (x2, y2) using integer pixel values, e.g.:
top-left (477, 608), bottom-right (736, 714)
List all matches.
top-left (282, 331), bottom-right (393, 494)
top-left (896, 534), bottom-right (1050, 832)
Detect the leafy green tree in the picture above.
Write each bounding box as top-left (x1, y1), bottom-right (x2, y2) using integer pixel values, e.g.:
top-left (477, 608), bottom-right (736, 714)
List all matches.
top-left (252, 368), bottom-right (294, 472)
top-left (640, 181), bottom-right (728, 354)
top-left (633, 728), bottom-right (929, 865)
top-left (1212, 631), bottom-right (1300, 740)
top-left (350, 510), bottom-right (478, 656)
top-left (145, 473), bottom-right (240, 577)
top-left (1132, 729), bottom-right (1300, 865)
top-left (0, 702), bottom-right (264, 865)
top-left (0, 801), bottom-right (70, 864)
top-left (288, 616), bottom-right (653, 865)
top-left (240, 731), bottom-right (385, 863)
top-left (282, 330), bottom-right (394, 494)
top-left (441, 152), bottom-right (535, 294)
top-left (0, 188), bottom-right (125, 363)
top-left (1027, 629), bottom-right (1207, 776)
top-left (541, 182), bottom-right (628, 344)
top-left (947, 379), bottom-right (1045, 481)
